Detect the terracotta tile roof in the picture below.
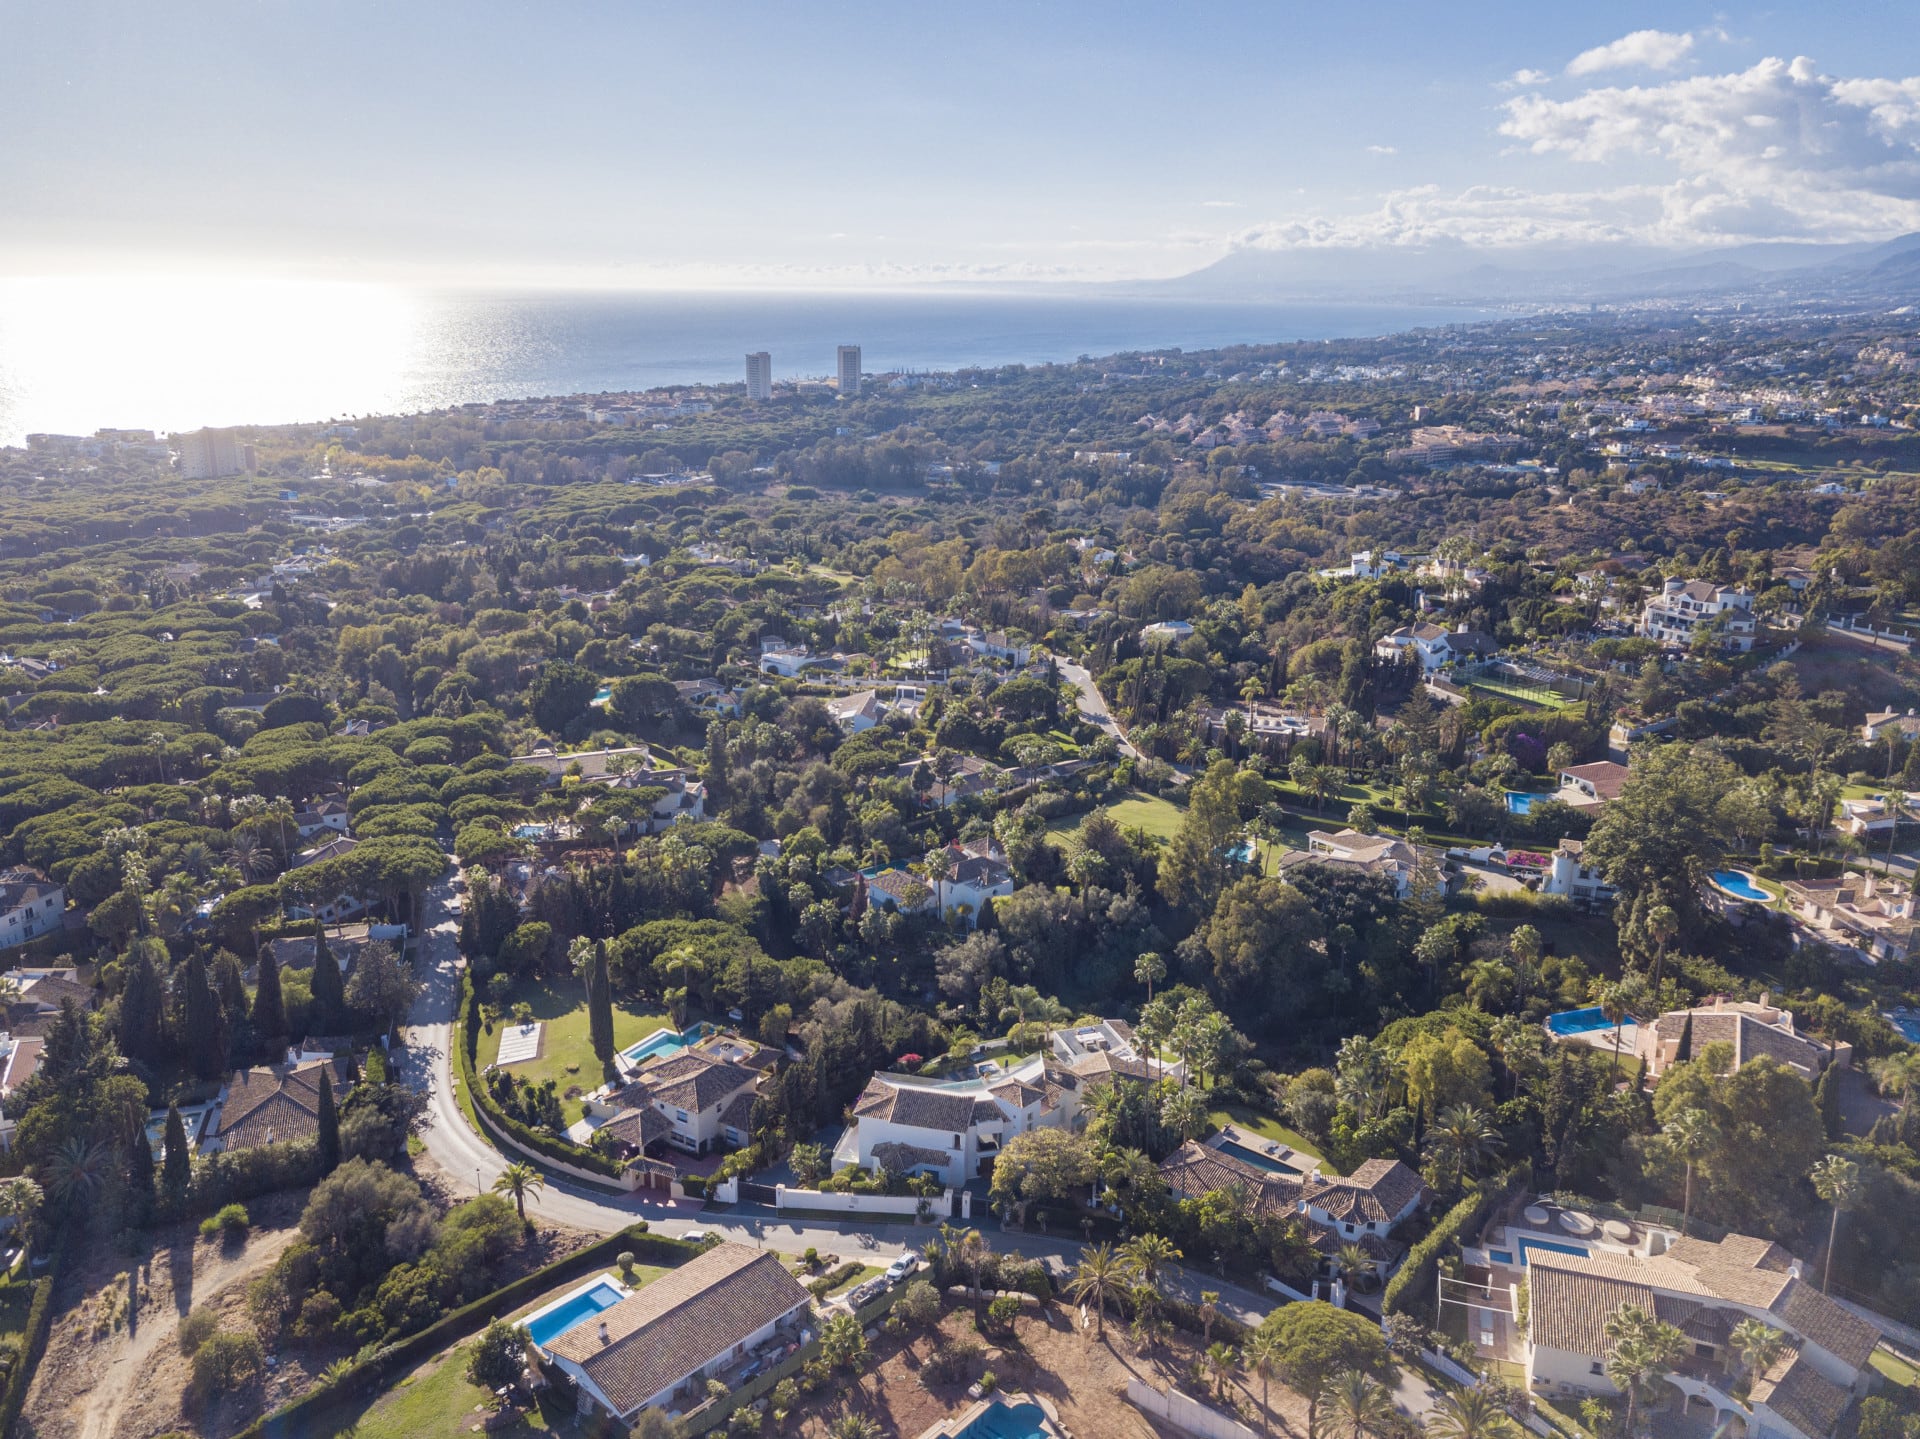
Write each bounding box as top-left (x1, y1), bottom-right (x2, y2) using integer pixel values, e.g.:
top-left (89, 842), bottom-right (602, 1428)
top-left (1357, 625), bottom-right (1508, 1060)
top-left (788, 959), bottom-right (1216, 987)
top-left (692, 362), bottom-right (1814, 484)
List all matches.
top-left (1157, 1140), bottom-right (1302, 1222)
top-left (213, 1056), bottom-right (351, 1151)
top-left (545, 1244), bottom-right (809, 1416)
top-left (871, 1141), bottom-right (952, 1171)
top-left (718, 1090), bottom-right (757, 1133)
top-left (1562, 761), bottom-right (1631, 800)
top-left (639, 1053), bottom-right (760, 1114)
top-left (1526, 1253), bottom-right (1656, 1357)
top-left (597, 1105), bottom-right (670, 1151)
top-left (1303, 1159), bottom-right (1427, 1225)
top-left (1750, 1347), bottom-right (1852, 1439)
top-left (0, 1036), bottom-right (43, 1094)
top-left (852, 1080), bottom-right (980, 1134)
top-left (1772, 1278), bottom-right (1879, 1370)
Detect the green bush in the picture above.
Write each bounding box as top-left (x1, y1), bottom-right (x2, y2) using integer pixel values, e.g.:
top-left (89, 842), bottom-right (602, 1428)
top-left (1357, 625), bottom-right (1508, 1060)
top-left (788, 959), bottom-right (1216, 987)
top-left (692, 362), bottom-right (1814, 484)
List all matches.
top-left (178, 1306), bottom-right (220, 1356)
top-left (0, 1255), bottom-right (59, 1439)
top-left (192, 1330), bottom-right (265, 1398)
top-left (1384, 1163), bottom-right (1528, 1315)
top-left (200, 1203), bottom-right (250, 1240)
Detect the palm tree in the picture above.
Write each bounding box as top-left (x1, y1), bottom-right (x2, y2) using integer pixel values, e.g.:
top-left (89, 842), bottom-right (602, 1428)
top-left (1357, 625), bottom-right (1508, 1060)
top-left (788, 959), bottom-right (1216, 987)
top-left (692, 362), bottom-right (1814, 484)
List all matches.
top-left (950, 1228), bottom-right (990, 1314)
top-left (1204, 1341), bottom-right (1239, 1401)
top-left (1597, 979), bottom-right (1635, 1072)
top-left (1870, 1051), bottom-right (1920, 1115)
top-left (827, 1413), bottom-right (883, 1439)
top-left (924, 845), bottom-right (954, 920)
top-left (1242, 1329), bottom-right (1284, 1436)
top-left (492, 1161), bottom-right (545, 1220)
top-left (44, 1137), bottom-right (113, 1205)
top-left (1120, 1232), bottom-right (1182, 1293)
top-left (1334, 1242), bottom-right (1376, 1295)
top-left (1602, 1304), bottom-right (1685, 1436)
top-left (1066, 1243), bottom-right (1126, 1340)
top-left (1135, 950), bottom-right (1167, 1003)
top-left (227, 832), bottom-right (272, 881)
top-left (1423, 1104), bottom-right (1504, 1188)
top-left (1661, 1107), bottom-right (1718, 1235)
top-left (1810, 1154), bottom-right (1861, 1295)
top-left (1311, 1369), bottom-right (1397, 1439)
top-left (1728, 1318), bottom-right (1788, 1393)
top-left (1426, 1387), bottom-right (1523, 1439)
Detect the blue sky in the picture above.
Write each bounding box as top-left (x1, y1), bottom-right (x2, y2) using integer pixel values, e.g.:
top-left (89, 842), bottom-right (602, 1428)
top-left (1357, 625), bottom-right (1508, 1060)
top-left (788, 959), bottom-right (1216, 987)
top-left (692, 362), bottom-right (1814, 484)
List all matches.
top-left (4, 0), bottom-right (1918, 285)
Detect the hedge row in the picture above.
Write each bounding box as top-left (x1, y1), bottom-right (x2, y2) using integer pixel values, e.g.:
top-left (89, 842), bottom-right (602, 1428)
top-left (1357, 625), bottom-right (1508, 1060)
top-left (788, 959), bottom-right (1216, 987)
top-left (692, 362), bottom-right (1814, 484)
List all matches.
top-left (0, 1252), bottom-right (60, 1439)
top-left (457, 972), bottom-right (624, 1180)
top-left (237, 1226), bottom-right (698, 1439)
top-left (1383, 1163), bottom-right (1530, 1316)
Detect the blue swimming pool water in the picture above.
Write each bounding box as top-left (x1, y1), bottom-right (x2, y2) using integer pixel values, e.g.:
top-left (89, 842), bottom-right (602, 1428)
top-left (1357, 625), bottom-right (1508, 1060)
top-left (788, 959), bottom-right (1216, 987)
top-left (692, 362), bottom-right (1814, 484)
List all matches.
top-left (1505, 791), bottom-right (1540, 815)
top-left (1219, 1140), bottom-right (1302, 1176)
top-left (1489, 1249), bottom-right (1515, 1265)
top-left (1710, 870), bottom-right (1770, 901)
top-left (621, 1023), bottom-right (711, 1064)
top-left (1888, 1012), bottom-right (1920, 1044)
top-left (1546, 1006), bottom-right (1628, 1037)
top-left (1518, 1238), bottom-right (1590, 1265)
top-left (526, 1281), bottom-right (623, 1347)
top-left (1226, 840), bottom-right (1255, 863)
top-left (953, 1400), bottom-right (1050, 1439)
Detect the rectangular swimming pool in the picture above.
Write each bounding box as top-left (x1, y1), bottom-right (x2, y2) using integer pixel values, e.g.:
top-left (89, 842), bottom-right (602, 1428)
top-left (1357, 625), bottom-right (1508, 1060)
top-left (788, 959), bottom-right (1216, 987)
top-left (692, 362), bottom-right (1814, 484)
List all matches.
top-left (1518, 1237), bottom-right (1590, 1265)
top-left (526, 1279), bottom-right (624, 1347)
top-left (953, 1400), bottom-right (1051, 1439)
top-left (1218, 1140), bottom-right (1302, 1176)
top-left (621, 1022), bottom-right (711, 1065)
top-left (1546, 1006), bottom-right (1634, 1037)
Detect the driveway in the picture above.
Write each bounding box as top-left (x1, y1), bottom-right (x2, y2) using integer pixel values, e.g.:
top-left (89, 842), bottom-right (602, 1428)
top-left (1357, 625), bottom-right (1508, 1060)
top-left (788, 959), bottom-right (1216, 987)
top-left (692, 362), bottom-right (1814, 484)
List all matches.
top-left (1055, 657), bottom-right (1140, 761)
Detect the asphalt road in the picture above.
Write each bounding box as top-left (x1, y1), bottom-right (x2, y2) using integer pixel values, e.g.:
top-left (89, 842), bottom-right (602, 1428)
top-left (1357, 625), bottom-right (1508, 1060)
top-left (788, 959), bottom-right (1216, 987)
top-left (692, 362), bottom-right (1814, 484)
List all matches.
top-left (396, 874), bottom-right (1278, 1325)
top-left (1055, 657), bottom-right (1140, 761)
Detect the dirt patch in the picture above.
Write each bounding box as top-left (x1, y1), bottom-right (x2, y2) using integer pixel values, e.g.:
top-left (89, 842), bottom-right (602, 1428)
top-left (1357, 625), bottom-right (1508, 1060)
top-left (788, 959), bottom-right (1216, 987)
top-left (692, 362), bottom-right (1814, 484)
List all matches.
top-left (792, 1302), bottom-right (1311, 1439)
top-left (22, 1183), bottom-right (603, 1439)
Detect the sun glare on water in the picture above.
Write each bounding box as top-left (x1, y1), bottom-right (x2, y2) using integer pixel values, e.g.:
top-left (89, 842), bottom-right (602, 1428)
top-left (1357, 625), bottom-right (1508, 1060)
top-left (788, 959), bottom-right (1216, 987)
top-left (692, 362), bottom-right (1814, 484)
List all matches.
top-left (0, 275), bottom-right (429, 444)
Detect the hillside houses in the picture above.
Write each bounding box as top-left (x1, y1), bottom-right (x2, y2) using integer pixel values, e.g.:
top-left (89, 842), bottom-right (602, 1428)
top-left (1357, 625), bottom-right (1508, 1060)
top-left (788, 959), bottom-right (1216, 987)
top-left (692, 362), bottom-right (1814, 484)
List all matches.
top-left (1640, 578), bottom-right (1757, 652)
top-left (203, 1054), bottom-right (353, 1153)
top-left (0, 868), bottom-right (66, 950)
top-left (1638, 997), bottom-right (1848, 1081)
top-left (1278, 829), bottom-right (1418, 898)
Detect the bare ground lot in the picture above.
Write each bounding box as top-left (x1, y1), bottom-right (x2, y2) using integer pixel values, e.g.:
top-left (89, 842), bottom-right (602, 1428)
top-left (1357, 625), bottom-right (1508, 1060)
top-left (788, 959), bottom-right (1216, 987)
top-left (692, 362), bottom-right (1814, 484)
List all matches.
top-left (22, 1177), bottom-right (600, 1439)
top-left (793, 1301), bottom-right (1311, 1439)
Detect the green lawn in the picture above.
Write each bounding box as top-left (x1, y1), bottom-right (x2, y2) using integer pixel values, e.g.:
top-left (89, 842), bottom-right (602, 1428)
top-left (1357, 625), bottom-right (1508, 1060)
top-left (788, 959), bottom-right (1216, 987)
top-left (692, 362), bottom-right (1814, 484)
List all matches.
top-left (314, 1264), bottom-right (676, 1438)
top-left (1207, 1106), bottom-right (1325, 1165)
top-left (1045, 788), bottom-right (1186, 845)
top-left (1871, 1346), bottom-right (1920, 1391)
top-left (496, 977), bottom-right (672, 1121)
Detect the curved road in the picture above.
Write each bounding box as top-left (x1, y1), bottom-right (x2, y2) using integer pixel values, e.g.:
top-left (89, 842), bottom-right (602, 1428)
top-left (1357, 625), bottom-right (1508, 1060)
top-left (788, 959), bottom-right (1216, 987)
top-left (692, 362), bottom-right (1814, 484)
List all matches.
top-left (399, 875), bottom-right (1277, 1326)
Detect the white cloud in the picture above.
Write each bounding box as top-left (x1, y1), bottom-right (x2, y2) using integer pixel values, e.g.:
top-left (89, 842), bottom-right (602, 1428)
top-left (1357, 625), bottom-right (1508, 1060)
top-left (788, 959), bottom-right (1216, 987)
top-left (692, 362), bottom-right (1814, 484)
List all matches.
top-left (1566, 29), bottom-right (1694, 77)
top-left (1499, 55), bottom-right (1920, 241)
top-left (1365, 144), bottom-right (1398, 155)
top-left (1503, 68), bottom-right (1553, 88)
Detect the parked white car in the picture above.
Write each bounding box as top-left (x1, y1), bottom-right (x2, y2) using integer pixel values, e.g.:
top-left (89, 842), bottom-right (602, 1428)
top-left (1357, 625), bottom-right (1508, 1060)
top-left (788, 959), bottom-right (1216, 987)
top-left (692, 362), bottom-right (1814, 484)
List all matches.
top-left (885, 1252), bottom-right (920, 1284)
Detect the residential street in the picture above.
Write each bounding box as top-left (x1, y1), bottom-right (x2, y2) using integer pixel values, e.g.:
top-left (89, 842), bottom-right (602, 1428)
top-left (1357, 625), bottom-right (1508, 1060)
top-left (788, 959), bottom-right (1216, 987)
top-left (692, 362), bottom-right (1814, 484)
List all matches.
top-left (1055, 656), bottom-right (1140, 761)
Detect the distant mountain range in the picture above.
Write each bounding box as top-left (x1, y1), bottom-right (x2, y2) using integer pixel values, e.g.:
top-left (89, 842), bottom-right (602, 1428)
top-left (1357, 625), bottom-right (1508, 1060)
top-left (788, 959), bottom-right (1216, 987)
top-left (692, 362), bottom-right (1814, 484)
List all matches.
top-left (1125, 232), bottom-right (1920, 307)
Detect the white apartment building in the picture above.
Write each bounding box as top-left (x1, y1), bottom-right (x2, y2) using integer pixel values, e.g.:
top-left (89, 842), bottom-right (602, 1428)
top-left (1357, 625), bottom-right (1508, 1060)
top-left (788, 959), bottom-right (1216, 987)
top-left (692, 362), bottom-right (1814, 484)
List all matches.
top-left (837, 344), bottom-right (863, 397)
top-left (1640, 578), bottom-right (1757, 652)
top-left (0, 869), bottom-right (65, 950)
top-left (176, 427), bottom-right (252, 480)
top-left (745, 351), bottom-right (772, 401)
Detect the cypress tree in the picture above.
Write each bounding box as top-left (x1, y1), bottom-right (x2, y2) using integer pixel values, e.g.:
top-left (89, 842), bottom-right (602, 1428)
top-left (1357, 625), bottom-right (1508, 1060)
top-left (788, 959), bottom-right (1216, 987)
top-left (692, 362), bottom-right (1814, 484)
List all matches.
top-left (252, 947), bottom-right (287, 1054)
top-left (161, 1103), bottom-right (192, 1200)
top-left (1815, 1062), bottom-right (1845, 1140)
top-left (309, 925), bottom-right (345, 1032)
top-left (117, 942), bottom-right (165, 1067)
top-left (127, 1125), bottom-right (155, 1221)
top-left (588, 940), bottom-right (615, 1076)
top-left (316, 1069), bottom-right (341, 1173)
top-left (1673, 1011), bottom-right (1694, 1065)
top-left (180, 952), bottom-right (228, 1080)
top-left (342, 1045), bottom-right (361, 1085)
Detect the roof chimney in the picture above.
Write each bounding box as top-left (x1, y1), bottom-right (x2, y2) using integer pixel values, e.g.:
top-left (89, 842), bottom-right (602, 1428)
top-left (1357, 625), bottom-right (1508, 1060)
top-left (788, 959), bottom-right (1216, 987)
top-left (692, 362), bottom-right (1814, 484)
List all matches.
top-left (598, 1320), bottom-right (611, 1345)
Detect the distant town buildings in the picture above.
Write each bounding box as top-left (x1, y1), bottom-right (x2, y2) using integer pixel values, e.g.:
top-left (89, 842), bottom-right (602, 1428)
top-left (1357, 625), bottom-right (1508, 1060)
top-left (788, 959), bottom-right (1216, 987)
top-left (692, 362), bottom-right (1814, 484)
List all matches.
top-left (176, 427), bottom-right (253, 480)
top-left (745, 351), bottom-right (772, 401)
top-left (837, 344), bottom-right (863, 397)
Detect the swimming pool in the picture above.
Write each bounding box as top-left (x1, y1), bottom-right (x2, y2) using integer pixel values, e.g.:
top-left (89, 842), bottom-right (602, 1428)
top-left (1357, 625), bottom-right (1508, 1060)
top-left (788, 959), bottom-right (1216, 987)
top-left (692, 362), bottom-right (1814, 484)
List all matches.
top-left (1887, 1011), bottom-right (1920, 1044)
top-left (525, 1278), bottom-right (624, 1347)
top-left (621, 1023), bottom-right (711, 1065)
top-left (1710, 870), bottom-right (1770, 902)
top-left (1218, 1140), bottom-right (1302, 1176)
top-left (952, 1400), bottom-right (1051, 1439)
top-left (1518, 1237), bottom-right (1590, 1265)
top-left (1546, 1006), bottom-right (1633, 1037)
top-left (1505, 791), bottom-right (1541, 815)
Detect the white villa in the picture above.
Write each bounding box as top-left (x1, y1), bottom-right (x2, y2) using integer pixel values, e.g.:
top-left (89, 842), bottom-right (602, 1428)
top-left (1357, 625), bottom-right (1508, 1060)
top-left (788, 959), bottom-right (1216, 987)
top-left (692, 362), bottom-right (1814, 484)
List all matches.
top-left (1640, 578), bottom-right (1757, 652)
top-left (0, 868), bottom-right (65, 950)
top-left (1278, 829), bottom-right (1418, 898)
top-left (1482, 1219), bottom-right (1879, 1439)
top-left (1541, 839), bottom-right (1615, 908)
top-left (1557, 761), bottom-right (1631, 811)
top-left (1781, 869), bottom-right (1916, 964)
top-left (832, 1018), bottom-right (1181, 1186)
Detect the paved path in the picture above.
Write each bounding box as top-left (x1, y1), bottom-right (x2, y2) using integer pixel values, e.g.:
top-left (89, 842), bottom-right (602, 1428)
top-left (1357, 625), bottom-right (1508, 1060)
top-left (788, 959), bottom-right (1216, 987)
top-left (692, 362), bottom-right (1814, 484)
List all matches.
top-left (1056, 657), bottom-right (1140, 761)
top-left (398, 873), bottom-right (1275, 1325)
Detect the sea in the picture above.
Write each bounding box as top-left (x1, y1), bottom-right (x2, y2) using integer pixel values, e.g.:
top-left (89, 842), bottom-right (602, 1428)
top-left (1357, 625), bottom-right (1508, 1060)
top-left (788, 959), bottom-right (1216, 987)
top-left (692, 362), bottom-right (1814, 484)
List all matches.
top-left (0, 277), bottom-right (1496, 448)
